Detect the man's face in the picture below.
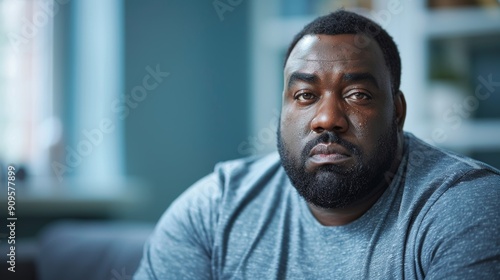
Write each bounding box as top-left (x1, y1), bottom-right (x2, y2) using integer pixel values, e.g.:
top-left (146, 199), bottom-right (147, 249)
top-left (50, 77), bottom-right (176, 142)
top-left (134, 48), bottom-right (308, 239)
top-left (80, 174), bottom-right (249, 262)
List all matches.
top-left (278, 34), bottom-right (404, 209)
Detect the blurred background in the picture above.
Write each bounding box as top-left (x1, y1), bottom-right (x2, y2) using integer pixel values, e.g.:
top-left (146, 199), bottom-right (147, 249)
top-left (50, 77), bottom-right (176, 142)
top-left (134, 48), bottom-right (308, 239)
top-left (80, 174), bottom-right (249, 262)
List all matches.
top-left (0, 0), bottom-right (499, 279)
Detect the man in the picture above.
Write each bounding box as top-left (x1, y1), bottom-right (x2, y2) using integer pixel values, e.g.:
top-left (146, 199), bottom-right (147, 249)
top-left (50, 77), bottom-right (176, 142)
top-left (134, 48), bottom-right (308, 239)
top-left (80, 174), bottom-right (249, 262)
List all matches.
top-left (134, 10), bottom-right (499, 279)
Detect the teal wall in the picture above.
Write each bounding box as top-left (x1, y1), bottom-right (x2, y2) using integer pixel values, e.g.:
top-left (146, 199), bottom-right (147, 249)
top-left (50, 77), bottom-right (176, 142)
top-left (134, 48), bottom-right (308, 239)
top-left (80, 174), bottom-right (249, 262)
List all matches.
top-left (124, 0), bottom-right (250, 220)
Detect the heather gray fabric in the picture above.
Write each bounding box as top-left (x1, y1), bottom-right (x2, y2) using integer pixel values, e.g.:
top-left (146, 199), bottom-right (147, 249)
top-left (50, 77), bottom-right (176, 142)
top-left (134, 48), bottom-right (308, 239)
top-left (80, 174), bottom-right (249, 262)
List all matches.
top-left (134, 133), bottom-right (500, 279)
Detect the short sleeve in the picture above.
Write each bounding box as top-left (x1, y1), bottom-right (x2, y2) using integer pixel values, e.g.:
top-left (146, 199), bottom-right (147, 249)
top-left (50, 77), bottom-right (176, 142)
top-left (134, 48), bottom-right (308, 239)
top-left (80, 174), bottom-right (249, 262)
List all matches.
top-left (134, 171), bottom-right (223, 280)
top-left (418, 170), bottom-right (500, 279)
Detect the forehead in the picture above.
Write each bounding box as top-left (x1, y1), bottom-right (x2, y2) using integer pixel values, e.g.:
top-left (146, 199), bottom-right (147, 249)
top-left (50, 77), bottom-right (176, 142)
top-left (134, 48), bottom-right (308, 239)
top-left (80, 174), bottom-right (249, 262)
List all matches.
top-left (285, 34), bottom-right (387, 76)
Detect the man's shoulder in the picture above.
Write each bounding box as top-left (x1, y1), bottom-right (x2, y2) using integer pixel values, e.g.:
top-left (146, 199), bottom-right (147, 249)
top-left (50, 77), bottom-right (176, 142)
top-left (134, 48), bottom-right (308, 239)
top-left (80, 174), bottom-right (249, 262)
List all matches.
top-left (400, 133), bottom-right (500, 224)
top-left (174, 152), bottom-right (282, 207)
top-left (213, 152), bottom-right (283, 184)
top-left (399, 134), bottom-right (500, 278)
top-left (405, 132), bottom-right (500, 182)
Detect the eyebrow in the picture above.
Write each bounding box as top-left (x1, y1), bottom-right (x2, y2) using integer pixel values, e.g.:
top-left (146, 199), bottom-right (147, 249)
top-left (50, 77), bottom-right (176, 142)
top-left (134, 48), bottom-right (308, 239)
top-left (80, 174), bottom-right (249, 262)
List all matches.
top-left (287, 72), bottom-right (319, 89)
top-left (286, 71), bottom-right (380, 90)
top-left (342, 72), bottom-right (379, 89)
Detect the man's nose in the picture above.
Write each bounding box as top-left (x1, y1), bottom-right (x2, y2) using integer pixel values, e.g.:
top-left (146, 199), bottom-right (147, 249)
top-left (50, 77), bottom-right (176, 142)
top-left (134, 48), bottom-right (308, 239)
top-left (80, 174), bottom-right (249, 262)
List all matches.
top-left (310, 95), bottom-right (348, 134)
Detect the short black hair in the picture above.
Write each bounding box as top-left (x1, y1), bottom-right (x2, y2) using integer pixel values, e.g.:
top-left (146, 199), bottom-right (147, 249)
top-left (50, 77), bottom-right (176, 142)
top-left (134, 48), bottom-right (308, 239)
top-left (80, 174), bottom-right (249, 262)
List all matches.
top-left (284, 10), bottom-right (401, 94)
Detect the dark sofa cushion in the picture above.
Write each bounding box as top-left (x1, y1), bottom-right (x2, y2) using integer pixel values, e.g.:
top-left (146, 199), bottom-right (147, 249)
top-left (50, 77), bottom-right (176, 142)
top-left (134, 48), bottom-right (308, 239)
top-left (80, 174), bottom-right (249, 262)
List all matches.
top-left (37, 220), bottom-right (153, 280)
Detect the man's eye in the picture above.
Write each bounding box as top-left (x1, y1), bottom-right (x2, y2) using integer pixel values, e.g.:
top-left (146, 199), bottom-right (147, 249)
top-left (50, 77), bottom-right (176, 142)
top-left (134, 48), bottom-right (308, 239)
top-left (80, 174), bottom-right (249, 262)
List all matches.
top-left (295, 92), bottom-right (316, 101)
top-left (347, 92), bottom-right (371, 100)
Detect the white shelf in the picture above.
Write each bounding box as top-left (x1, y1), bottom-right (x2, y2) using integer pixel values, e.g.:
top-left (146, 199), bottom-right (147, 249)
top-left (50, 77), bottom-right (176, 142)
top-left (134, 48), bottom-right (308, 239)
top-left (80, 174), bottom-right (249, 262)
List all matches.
top-left (431, 120), bottom-right (500, 151)
top-left (425, 7), bottom-right (500, 38)
top-left (265, 7), bottom-right (500, 48)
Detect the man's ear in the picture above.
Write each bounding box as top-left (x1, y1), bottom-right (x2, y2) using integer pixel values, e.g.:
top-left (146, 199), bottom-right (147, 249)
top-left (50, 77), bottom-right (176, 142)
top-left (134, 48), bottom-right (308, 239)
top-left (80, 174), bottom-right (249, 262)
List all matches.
top-left (394, 90), bottom-right (406, 132)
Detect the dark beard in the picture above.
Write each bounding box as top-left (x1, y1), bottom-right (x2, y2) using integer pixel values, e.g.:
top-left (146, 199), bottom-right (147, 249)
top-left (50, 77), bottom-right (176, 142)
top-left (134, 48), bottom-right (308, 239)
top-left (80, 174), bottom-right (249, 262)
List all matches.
top-left (277, 122), bottom-right (398, 209)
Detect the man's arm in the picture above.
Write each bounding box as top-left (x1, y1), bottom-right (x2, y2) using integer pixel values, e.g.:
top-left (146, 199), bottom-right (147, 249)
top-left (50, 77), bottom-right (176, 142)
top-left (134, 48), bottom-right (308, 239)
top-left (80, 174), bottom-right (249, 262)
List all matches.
top-left (419, 170), bottom-right (500, 279)
top-left (134, 172), bottom-right (223, 280)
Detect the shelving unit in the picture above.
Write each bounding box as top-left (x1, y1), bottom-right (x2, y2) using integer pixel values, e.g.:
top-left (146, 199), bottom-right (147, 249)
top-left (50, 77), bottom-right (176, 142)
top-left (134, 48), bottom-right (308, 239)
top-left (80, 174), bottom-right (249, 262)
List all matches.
top-left (425, 7), bottom-right (500, 37)
top-left (419, 6), bottom-right (500, 158)
top-left (250, 0), bottom-right (500, 167)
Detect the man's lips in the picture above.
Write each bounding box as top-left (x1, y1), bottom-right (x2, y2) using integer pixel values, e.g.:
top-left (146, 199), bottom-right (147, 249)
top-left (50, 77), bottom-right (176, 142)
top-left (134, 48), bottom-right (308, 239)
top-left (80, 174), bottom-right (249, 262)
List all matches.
top-left (307, 143), bottom-right (352, 165)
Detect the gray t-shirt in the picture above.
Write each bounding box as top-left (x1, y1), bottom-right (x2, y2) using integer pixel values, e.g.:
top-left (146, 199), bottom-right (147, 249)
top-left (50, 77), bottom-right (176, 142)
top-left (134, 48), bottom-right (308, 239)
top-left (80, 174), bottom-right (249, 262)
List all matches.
top-left (134, 133), bottom-right (500, 279)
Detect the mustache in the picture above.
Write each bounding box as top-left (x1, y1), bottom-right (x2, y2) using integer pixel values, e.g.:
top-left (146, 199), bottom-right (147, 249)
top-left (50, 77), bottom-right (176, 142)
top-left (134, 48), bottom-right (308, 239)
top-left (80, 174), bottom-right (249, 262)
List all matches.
top-left (301, 132), bottom-right (361, 159)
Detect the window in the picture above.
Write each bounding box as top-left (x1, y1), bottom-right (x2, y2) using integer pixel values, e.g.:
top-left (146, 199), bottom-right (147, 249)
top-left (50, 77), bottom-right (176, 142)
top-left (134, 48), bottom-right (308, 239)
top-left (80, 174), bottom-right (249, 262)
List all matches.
top-left (0, 0), bottom-right (125, 185)
top-left (0, 0), bottom-right (56, 178)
